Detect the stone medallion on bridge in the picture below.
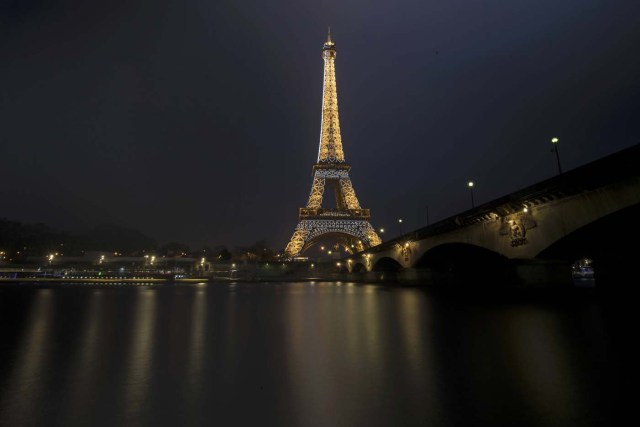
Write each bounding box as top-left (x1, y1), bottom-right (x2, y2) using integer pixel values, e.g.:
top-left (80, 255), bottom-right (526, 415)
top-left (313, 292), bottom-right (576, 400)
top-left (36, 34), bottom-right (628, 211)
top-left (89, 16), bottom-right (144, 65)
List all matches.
top-left (500, 213), bottom-right (537, 247)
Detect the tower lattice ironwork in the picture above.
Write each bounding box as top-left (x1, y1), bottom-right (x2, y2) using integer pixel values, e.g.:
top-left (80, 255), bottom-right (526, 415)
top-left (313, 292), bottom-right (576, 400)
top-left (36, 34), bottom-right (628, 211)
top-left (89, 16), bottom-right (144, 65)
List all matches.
top-left (285, 31), bottom-right (382, 258)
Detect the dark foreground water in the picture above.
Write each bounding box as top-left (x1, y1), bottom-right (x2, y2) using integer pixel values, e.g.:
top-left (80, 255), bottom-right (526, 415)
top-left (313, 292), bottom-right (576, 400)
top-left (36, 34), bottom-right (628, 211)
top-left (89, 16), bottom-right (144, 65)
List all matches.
top-left (0, 282), bottom-right (624, 426)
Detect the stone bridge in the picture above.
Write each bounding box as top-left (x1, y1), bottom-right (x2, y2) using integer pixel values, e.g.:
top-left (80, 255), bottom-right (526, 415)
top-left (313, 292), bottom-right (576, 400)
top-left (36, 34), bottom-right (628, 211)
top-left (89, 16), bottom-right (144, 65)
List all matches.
top-left (341, 144), bottom-right (640, 287)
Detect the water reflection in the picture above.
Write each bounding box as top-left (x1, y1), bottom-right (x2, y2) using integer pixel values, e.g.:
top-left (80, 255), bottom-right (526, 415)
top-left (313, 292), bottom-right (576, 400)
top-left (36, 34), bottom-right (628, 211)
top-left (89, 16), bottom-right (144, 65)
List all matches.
top-left (508, 309), bottom-right (578, 421)
top-left (0, 289), bottom-right (54, 426)
top-left (64, 290), bottom-right (105, 423)
top-left (284, 284), bottom-right (441, 425)
top-left (188, 289), bottom-right (207, 380)
top-left (0, 283), bottom-right (618, 426)
top-left (122, 288), bottom-right (157, 422)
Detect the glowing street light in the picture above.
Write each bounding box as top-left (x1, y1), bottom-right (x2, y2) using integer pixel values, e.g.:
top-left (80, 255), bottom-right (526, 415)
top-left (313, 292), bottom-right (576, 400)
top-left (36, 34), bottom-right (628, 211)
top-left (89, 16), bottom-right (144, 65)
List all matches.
top-left (468, 181), bottom-right (475, 208)
top-left (398, 218), bottom-right (404, 235)
top-left (551, 137), bottom-right (562, 175)
top-left (379, 228), bottom-right (385, 234)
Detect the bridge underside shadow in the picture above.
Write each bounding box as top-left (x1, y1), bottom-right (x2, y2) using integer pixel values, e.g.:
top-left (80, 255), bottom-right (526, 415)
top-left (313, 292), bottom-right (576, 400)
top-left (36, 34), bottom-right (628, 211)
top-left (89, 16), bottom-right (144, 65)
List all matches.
top-left (371, 257), bottom-right (403, 282)
top-left (414, 243), bottom-right (512, 287)
top-left (537, 203), bottom-right (640, 289)
top-left (351, 262), bottom-right (366, 273)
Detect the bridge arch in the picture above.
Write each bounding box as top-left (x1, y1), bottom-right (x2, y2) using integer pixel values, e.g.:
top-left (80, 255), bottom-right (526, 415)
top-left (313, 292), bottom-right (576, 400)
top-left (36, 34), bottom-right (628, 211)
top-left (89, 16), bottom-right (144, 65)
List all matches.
top-left (370, 257), bottom-right (403, 282)
top-left (350, 262), bottom-right (366, 273)
top-left (537, 203), bottom-right (640, 260)
top-left (536, 203), bottom-right (640, 287)
top-left (373, 257), bottom-right (403, 272)
top-left (414, 243), bottom-right (510, 286)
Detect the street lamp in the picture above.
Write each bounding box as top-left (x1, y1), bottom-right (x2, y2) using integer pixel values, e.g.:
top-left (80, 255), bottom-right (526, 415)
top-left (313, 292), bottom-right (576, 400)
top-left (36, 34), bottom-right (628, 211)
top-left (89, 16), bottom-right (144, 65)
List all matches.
top-left (551, 137), bottom-right (562, 175)
top-left (468, 181), bottom-right (475, 208)
top-left (379, 228), bottom-right (385, 234)
top-left (398, 219), bottom-right (404, 235)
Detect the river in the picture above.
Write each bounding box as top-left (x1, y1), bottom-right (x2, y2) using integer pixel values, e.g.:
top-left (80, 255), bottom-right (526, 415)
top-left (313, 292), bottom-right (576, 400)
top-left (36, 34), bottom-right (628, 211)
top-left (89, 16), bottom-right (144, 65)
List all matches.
top-left (0, 282), bottom-right (624, 426)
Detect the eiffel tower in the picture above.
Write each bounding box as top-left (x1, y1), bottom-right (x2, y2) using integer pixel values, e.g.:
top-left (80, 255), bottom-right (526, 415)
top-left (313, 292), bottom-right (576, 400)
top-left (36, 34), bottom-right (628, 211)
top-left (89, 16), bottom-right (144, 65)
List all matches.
top-left (285, 31), bottom-right (382, 258)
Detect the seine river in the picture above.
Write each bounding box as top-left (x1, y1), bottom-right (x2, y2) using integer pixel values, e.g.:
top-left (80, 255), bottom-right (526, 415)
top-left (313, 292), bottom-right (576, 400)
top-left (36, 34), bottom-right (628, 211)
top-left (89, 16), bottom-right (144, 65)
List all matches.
top-left (0, 282), bottom-right (623, 426)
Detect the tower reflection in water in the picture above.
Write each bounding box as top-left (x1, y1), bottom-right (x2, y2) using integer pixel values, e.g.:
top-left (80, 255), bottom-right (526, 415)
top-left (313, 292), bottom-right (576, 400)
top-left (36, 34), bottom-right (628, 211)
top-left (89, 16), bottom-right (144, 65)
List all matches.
top-left (0, 283), bottom-right (614, 426)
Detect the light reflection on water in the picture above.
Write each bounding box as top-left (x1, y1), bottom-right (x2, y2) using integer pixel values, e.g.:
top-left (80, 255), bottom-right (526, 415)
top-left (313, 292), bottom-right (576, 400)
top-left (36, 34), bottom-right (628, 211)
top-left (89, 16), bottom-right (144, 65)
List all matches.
top-left (0, 289), bottom-right (54, 426)
top-left (121, 289), bottom-right (156, 423)
top-left (64, 289), bottom-right (104, 423)
top-left (0, 282), bottom-right (620, 426)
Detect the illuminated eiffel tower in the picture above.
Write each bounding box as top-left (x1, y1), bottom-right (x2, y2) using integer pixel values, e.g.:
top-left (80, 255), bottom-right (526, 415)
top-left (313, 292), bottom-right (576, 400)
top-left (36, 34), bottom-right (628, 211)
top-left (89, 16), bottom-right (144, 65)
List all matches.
top-left (285, 31), bottom-right (382, 258)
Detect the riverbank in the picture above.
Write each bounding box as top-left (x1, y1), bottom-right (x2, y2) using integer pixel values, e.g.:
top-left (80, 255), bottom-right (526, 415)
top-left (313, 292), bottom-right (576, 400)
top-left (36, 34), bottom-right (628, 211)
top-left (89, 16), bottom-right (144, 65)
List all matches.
top-left (0, 277), bottom-right (208, 284)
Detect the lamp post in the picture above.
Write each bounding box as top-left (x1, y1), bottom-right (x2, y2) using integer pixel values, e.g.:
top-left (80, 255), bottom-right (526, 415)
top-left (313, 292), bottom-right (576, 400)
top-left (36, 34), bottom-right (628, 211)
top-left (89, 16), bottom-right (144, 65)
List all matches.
top-left (398, 219), bottom-right (404, 235)
top-left (468, 181), bottom-right (475, 208)
top-left (551, 137), bottom-right (562, 175)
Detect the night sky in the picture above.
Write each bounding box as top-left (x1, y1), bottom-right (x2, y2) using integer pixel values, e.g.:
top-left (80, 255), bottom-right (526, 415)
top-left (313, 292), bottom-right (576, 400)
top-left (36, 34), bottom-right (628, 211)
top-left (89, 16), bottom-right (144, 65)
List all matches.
top-left (2, 0), bottom-right (639, 250)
